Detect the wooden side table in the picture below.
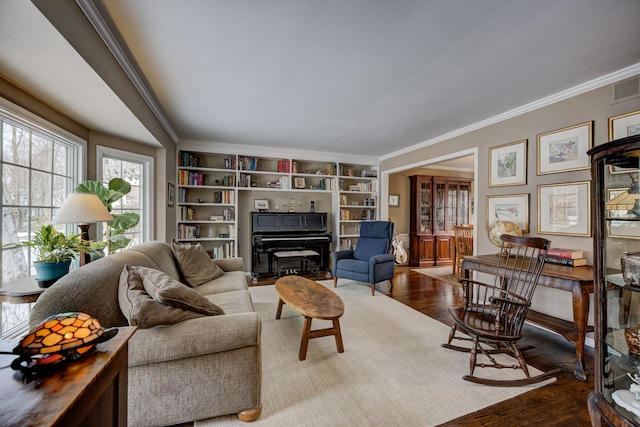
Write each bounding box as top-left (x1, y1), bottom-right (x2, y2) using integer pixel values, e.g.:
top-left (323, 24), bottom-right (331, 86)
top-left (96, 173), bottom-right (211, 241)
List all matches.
top-left (0, 326), bottom-right (136, 427)
top-left (0, 277), bottom-right (44, 304)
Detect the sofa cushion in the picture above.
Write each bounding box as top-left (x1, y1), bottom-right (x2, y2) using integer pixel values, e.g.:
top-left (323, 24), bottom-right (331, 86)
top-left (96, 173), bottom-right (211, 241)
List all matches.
top-left (337, 258), bottom-right (370, 274)
top-left (171, 240), bottom-right (224, 286)
top-left (119, 265), bottom-right (211, 329)
top-left (197, 271), bottom-right (249, 296)
top-left (132, 265), bottom-right (224, 316)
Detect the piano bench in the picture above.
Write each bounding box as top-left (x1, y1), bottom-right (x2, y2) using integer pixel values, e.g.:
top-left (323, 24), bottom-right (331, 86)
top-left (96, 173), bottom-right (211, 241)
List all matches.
top-left (274, 250), bottom-right (320, 279)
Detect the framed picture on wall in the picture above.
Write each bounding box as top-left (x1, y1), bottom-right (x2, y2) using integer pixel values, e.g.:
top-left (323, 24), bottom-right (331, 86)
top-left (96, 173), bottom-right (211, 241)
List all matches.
top-left (609, 109), bottom-right (640, 140)
top-left (389, 194), bottom-right (400, 207)
top-left (167, 183), bottom-right (175, 207)
top-left (488, 139), bottom-right (527, 187)
top-left (486, 194), bottom-right (529, 233)
top-left (537, 181), bottom-right (591, 236)
top-left (537, 121), bottom-right (593, 175)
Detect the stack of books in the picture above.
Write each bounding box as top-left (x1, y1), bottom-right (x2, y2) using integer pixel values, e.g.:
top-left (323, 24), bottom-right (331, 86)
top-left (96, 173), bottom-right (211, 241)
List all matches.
top-left (545, 248), bottom-right (587, 267)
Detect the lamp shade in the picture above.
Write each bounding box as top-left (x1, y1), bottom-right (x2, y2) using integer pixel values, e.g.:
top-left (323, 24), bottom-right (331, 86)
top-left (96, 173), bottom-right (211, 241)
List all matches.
top-left (52, 193), bottom-right (114, 224)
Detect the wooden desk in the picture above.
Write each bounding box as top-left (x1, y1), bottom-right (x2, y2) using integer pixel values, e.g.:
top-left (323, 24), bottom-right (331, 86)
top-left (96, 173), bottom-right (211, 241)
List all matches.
top-left (0, 326), bottom-right (136, 427)
top-left (0, 277), bottom-right (44, 304)
top-left (461, 254), bottom-right (594, 381)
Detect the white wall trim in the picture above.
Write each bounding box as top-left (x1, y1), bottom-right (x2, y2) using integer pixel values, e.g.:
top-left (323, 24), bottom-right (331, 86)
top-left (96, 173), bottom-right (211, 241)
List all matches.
top-left (380, 63), bottom-right (640, 161)
top-left (179, 139), bottom-right (379, 165)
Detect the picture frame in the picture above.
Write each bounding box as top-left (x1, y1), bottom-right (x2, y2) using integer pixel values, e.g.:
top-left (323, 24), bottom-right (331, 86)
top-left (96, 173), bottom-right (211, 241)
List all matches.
top-left (254, 199), bottom-right (269, 211)
top-left (389, 194), bottom-right (400, 207)
top-left (486, 193), bottom-right (530, 233)
top-left (294, 177), bottom-right (306, 189)
top-left (537, 181), bottom-right (591, 236)
top-left (609, 109), bottom-right (640, 140)
top-left (488, 139), bottom-right (527, 187)
top-left (536, 121), bottom-right (593, 175)
top-left (167, 183), bottom-right (175, 207)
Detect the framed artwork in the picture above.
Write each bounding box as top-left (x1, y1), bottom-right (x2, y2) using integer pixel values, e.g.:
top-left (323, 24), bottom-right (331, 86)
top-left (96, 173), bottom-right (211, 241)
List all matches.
top-left (488, 139), bottom-right (527, 187)
top-left (254, 199), bottom-right (270, 211)
top-left (609, 109), bottom-right (640, 140)
top-left (389, 194), bottom-right (400, 207)
top-left (294, 177), bottom-right (306, 189)
top-left (537, 121), bottom-right (593, 175)
top-left (486, 193), bottom-right (530, 233)
top-left (537, 181), bottom-right (591, 236)
top-left (167, 183), bottom-right (175, 207)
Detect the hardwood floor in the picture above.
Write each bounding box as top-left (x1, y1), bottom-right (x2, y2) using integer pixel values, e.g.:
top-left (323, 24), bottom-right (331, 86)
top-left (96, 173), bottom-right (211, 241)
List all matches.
top-left (176, 265), bottom-right (594, 426)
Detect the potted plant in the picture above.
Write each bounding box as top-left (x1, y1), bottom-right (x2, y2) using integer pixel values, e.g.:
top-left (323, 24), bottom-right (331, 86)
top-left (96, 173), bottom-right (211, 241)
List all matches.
top-left (3, 224), bottom-right (94, 286)
top-left (75, 178), bottom-right (140, 254)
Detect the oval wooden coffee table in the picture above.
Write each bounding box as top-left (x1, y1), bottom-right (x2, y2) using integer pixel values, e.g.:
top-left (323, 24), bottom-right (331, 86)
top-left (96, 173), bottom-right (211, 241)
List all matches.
top-left (275, 276), bottom-right (345, 361)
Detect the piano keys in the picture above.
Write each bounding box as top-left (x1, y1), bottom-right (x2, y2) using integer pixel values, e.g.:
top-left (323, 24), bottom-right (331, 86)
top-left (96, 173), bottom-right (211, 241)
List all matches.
top-left (252, 212), bottom-right (332, 277)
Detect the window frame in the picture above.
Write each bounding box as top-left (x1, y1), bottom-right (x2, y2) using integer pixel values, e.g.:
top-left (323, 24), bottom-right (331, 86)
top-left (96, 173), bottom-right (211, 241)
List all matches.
top-left (96, 145), bottom-right (154, 246)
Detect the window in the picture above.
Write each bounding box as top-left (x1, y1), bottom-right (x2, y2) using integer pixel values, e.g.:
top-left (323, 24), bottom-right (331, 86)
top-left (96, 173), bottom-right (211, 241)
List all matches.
top-left (96, 146), bottom-right (153, 249)
top-left (0, 99), bottom-right (85, 336)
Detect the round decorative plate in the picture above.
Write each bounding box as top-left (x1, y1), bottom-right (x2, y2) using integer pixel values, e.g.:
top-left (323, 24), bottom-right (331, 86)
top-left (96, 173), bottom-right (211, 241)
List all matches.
top-left (487, 220), bottom-right (522, 249)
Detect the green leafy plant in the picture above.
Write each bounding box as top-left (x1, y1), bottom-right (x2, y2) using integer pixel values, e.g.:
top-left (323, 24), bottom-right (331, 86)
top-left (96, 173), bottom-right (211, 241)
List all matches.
top-left (75, 178), bottom-right (140, 253)
top-left (3, 224), bottom-right (92, 263)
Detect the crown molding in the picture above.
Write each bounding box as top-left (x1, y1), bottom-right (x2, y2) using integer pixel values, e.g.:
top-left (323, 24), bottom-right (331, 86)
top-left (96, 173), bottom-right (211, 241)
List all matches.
top-left (76, 0), bottom-right (179, 144)
top-left (380, 63), bottom-right (640, 161)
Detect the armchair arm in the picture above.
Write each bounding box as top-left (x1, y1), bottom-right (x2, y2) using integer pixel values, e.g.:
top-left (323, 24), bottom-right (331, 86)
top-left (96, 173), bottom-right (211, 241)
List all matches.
top-left (332, 249), bottom-right (355, 262)
top-left (128, 312), bottom-right (260, 367)
top-left (370, 253), bottom-right (396, 265)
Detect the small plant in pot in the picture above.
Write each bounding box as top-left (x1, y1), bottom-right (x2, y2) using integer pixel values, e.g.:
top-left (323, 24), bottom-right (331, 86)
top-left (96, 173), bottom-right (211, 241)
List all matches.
top-left (3, 224), bottom-right (93, 288)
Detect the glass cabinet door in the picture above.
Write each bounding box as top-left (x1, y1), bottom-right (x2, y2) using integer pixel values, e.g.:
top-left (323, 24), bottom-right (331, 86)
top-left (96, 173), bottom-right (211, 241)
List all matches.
top-left (459, 183), bottom-right (471, 225)
top-left (419, 179), bottom-right (431, 233)
top-left (589, 134), bottom-right (640, 425)
top-left (434, 181), bottom-right (446, 232)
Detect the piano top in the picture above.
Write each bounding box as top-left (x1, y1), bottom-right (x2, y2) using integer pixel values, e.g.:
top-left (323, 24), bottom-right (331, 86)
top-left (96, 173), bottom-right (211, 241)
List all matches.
top-left (252, 212), bottom-right (327, 233)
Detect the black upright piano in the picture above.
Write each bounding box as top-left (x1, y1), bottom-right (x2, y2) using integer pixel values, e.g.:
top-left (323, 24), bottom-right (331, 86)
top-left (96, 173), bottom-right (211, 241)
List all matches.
top-left (251, 212), bottom-right (332, 277)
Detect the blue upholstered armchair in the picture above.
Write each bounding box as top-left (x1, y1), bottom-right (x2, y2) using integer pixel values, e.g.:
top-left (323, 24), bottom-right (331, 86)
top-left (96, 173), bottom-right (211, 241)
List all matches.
top-left (331, 221), bottom-right (395, 295)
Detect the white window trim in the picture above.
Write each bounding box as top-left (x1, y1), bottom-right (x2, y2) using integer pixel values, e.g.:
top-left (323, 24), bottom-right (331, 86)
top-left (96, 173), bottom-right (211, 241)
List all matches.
top-left (96, 145), bottom-right (154, 242)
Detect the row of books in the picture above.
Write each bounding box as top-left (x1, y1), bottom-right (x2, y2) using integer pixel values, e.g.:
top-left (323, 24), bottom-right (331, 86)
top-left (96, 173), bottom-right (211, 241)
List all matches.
top-left (545, 248), bottom-right (587, 267)
top-left (178, 170), bottom-right (205, 186)
top-left (213, 190), bottom-right (235, 204)
top-left (179, 151), bottom-right (202, 168)
top-left (208, 242), bottom-right (236, 259)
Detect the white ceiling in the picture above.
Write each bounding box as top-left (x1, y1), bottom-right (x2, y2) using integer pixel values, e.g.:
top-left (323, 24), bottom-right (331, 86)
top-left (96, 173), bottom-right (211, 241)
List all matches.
top-left (1, 1), bottom-right (640, 160)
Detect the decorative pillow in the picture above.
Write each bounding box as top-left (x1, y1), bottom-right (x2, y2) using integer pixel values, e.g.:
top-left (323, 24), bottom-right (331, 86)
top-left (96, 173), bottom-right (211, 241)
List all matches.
top-left (130, 265), bottom-right (224, 316)
top-left (118, 265), bottom-right (211, 329)
top-left (171, 240), bottom-right (224, 286)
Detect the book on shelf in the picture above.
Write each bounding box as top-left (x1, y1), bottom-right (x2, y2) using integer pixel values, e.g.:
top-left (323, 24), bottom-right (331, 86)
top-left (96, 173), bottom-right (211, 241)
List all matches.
top-left (277, 159), bottom-right (291, 173)
top-left (546, 248), bottom-right (584, 259)
top-left (544, 256), bottom-right (587, 267)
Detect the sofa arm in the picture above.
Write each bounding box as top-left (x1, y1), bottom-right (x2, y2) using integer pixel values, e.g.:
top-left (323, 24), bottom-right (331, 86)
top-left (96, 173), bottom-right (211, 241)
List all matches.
top-left (127, 312), bottom-right (260, 367)
top-left (332, 249), bottom-right (354, 262)
top-left (212, 257), bottom-right (244, 272)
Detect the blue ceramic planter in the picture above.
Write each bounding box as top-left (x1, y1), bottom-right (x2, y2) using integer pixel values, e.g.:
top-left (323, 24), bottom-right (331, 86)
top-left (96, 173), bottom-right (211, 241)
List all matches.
top-left (34, 260), bottom-right (71, 286)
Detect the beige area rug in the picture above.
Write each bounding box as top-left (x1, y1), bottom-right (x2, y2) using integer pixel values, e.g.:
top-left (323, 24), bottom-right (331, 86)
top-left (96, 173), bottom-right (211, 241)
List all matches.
top-left (413, 266), bottom-right (462, 287)
top-left (196, 280), bottom-right (554, 427)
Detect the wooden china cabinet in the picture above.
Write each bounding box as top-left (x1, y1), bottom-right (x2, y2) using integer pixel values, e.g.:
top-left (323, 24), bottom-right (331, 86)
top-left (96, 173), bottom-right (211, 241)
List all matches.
top-left (588, 134), bottom-right (640, 427)
top-left (409, 175), bottom-right (472, 267)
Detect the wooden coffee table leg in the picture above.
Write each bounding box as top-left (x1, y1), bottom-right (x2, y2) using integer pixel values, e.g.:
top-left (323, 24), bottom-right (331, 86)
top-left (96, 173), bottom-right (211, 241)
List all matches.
top-left (276, 298), bottom-right (285, 319)
top-left (333, 318), bottom-right (344, 353)
top-left (299, 316), bottom-right (313, 361)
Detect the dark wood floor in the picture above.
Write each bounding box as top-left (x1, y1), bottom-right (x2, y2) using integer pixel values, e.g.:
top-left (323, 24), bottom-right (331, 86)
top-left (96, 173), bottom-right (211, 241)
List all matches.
top-left (176, 265), bottom-right (595, 426)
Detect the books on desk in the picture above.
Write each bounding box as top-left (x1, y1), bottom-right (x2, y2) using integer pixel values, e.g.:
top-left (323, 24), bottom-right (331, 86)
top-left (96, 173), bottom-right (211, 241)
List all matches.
top-left (547, 248), bottom-right (584, 259)
top-left (545, 256), bottom-right (587, 267)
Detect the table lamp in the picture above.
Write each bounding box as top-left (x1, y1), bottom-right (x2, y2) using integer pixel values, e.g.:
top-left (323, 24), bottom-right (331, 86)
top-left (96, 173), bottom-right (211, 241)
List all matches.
top-left (606, 173), bottom-right (640, 217)
top-left (52, 193), bottom-right (114, 266)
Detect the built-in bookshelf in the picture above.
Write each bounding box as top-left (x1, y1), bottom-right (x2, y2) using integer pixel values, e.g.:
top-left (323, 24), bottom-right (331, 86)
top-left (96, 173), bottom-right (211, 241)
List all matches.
top-left (177, 150), bottom-right (378, 258)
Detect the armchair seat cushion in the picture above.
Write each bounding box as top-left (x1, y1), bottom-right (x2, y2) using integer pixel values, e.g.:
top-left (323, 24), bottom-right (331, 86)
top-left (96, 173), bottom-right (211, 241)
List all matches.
top-left (337, 259), bottom-right (370, 275)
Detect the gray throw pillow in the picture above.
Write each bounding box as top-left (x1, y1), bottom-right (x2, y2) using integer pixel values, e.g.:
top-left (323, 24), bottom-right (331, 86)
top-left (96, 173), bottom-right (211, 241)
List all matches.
top-left (118, 265), bottom-right (211, 329)
top-left (131, 265), bottom-right (224, 316)
top-left (171, 240), bottom-right (224, 286)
